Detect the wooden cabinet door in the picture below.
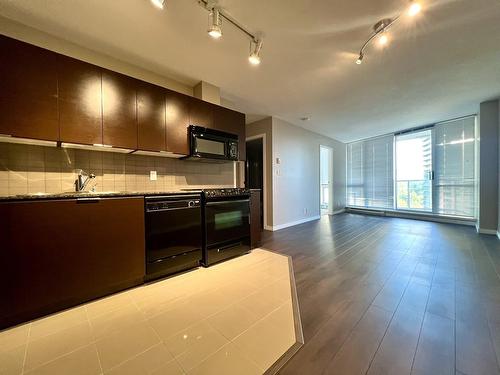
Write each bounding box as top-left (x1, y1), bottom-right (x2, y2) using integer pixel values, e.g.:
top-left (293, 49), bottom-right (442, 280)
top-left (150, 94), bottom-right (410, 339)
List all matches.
top-left (166, 90), bottom-right (190, 155)
top-left (189, 97), bottom-right (214, 128)
top-left (0, 197), bottom-right (145, 329)
top-left (102, 70), bottom-right (138, 149)
top-left (214, 106), bottom-right (246, 160)
top-left (58, 55), bottom-right (103, 145)
top-left (0, 35), bottom-right (59, 141)
top-left (137, 81), bottom-right (166, 152)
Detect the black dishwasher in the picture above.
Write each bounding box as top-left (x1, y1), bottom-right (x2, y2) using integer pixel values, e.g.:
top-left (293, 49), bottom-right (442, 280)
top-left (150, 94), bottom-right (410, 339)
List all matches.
top-left (145, 194), bottom-right (202, 281)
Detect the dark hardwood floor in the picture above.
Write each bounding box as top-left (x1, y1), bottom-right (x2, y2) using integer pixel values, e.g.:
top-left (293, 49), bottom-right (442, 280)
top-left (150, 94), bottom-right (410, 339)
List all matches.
top-left (262, 213), bottom-right (500, 375)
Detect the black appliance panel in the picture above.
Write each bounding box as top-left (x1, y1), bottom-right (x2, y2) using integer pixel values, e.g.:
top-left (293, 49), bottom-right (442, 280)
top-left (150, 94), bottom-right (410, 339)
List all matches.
top-left (206, 239), bottom-right (251, 265)
top-left (145, 194), bottom-right (202, 280)
top-left (185, 125), bottom-right (239, 161)
top-left (204, 198), bottom-right (250, 247)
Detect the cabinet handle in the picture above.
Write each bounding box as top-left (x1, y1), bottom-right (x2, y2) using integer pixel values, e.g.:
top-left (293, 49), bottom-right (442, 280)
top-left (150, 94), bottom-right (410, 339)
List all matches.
top-left (76, 197), bottom-right (101, 203)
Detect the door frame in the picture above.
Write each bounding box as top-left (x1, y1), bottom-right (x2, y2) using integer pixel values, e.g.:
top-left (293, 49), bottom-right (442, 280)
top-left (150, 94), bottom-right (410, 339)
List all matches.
top-left (319, 145), bottom-right (334, 215)
top-left (245, 134), bottom-right (268, 230)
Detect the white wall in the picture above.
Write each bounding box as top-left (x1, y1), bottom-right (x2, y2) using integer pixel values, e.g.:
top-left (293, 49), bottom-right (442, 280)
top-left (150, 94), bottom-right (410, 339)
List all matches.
top-left (478, 100), bottom-right (499, 233)
top-left (272, 118), bottom-right (346, 229)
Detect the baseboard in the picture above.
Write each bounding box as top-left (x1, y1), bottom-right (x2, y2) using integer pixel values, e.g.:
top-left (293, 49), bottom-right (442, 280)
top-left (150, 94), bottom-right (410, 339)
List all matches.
top-left (347, 207), bottom-right (476, 227)
top-left (331, 208), bottom-right (345, 215)
top-left (477, 228), bottom-right (498, 235)
top-left (271, 215), bottom-right (320, 231)
top-left (264, 225), bottom-right (274, 231)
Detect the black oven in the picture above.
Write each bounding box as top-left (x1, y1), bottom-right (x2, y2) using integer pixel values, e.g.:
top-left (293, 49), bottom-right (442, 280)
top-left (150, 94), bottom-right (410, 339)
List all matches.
top-left (202, 189), bottom-right (251, 266)
top-left (184, 125), bottom-right (239, 161)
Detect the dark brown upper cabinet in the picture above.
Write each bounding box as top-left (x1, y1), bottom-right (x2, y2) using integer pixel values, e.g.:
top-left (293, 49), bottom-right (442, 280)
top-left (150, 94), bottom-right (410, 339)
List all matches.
top-left (137, 81), bottom-right (166, 152)
top-left (166, 90), bottom-right (190, 155)
top-left (0, 35), bottom-right (59, 141)
top-left (58, 56), bottom-right (103, 145)
top-left (189, 97), bottom-right (214, 129)
top-left (214, 106), bottom-right (246, 160)
top-left (102, 70), bottom-right (138, 150)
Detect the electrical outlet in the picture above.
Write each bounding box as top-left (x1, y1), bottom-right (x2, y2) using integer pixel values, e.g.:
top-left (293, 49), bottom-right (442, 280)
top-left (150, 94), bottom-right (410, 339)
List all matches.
top-left (149, 171), bottom-right (157, 181)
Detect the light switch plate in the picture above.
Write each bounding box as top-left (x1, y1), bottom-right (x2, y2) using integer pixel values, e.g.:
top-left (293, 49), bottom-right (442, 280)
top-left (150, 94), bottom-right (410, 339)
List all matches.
top-left (150, 171), bottom-right (157, 181)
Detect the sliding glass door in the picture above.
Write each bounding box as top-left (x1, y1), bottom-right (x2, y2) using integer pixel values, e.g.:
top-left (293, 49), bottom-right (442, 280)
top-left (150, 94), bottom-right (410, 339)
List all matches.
top-left (433, 117), bottom-right (476, 217)
top-left (395, 129), bottom-right (433, 212)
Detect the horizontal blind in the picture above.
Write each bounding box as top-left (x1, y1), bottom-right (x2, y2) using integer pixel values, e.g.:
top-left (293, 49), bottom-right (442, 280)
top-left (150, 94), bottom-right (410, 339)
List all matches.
top-left (433, 116), bottom-right (476, 217)
top-left (347, 135), bottom-right (394, 209)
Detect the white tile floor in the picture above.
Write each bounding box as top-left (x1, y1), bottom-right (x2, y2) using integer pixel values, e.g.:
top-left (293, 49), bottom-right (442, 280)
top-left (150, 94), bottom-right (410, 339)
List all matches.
top-left (0, 249), bottom-right (300, 375)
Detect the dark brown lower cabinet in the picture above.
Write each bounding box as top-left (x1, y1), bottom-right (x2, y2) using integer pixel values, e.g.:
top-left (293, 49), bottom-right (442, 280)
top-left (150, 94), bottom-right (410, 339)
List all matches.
top-left (0, 197), bottom-right (145, 329)
top-left (250, 190), bottom-right (262, 248)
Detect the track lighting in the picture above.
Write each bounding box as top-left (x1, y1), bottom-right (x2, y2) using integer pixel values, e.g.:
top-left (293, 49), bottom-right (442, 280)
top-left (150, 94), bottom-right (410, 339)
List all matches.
top-left (356, 53), bottom-right (364, 65)
top-left (355, 1), bottom-right (424, 64)
top-left (248, 39), bottom-right (263, 65)
top-left (378, 33), bottom-right (389, 46)
top-left (150, 0), bottom-right (165, 9)
top-left (408, 1), bottom-right (422, 16)
top-left (198, 0), bottom-right (263, 66)
top-left (207, 8), bottom-right (222, 39)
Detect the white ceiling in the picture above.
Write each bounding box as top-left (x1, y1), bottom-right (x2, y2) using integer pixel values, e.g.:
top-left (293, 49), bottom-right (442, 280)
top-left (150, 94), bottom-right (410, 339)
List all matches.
top-left (0, 0), bottom-right (499, 142)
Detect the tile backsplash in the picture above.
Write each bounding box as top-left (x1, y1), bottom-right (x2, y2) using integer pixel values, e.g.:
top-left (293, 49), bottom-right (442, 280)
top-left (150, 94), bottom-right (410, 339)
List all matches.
top-left (0, 143), bottom-right (235, 196)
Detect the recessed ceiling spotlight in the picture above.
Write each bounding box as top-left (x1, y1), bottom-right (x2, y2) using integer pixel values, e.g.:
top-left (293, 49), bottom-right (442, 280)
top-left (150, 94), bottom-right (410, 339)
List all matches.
top-left (208, 8), bottom-right (222, 39)
top-left (408, 1), bottom-right (422, 16)
top-left (150, 0), bottom-right (165, 9)
top-left (248, 39), bottom-right (263, 65)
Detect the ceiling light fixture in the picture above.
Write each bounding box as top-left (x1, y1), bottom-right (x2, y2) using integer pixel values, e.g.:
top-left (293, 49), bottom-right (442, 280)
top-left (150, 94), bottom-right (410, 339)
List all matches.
top-left (207, 8), bottom-right (222, 39)
top-left (355, 1), bottom-right (423, 64)
top-left (150, 0), bottom-right (165, 9)
top-left (408, 1), bottom-right (422, 16)
top-left (356, 52), bottom-right (364, 65)
top-left (378, 32), bottom-right (389, 46)
top-left (198, 0), bottom-right (263, 66)
top-left (248, 39), bottom-right (263, 65)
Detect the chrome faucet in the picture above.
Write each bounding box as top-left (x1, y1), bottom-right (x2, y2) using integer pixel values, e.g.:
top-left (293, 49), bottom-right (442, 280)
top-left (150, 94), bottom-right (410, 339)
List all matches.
top-left (75, 169), bottom-right (96, 192)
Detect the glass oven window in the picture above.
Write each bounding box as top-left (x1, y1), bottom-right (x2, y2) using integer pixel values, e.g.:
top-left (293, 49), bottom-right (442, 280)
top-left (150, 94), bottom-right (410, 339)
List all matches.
top-left (215, 211), bottom-right (243, 230)
top-left (196, 138), bottom-right (225, 156)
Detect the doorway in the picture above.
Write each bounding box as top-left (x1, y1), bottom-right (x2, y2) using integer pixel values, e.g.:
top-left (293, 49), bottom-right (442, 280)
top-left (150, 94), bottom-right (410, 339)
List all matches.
top-left (320, 145), bottom-right (333, 215)
top-left (395, 129), bottom-right (433, 212)
top-left (245, 136), bottom-right (265, 228)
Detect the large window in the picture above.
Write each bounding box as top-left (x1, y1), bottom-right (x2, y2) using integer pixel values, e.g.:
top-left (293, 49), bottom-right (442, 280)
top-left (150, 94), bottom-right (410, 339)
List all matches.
top-left (346, 135), bottom-right (394, 209)
top-left (346, 116), bottom-right (477, 219)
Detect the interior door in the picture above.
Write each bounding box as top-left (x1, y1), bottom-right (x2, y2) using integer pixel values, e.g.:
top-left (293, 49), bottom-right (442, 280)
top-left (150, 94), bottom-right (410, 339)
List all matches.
top-left (395, 129), bottom-right (433, 212)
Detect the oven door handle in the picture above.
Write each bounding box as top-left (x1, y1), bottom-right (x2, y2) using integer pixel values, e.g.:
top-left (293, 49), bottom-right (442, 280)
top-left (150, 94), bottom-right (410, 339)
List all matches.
top-left (217, 242), bottom-right (243, 253)
top-left (205, 199), bottom-right (250, 206)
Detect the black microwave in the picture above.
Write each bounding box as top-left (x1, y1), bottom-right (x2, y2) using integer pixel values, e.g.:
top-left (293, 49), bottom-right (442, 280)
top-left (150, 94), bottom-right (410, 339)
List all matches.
top-left (184, 125), bottom-right (239, 161)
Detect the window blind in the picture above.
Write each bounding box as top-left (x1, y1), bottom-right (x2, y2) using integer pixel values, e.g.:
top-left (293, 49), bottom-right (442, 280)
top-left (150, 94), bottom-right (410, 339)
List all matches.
top-left (433, 116), bottom-right (476, 217)
top-left (347, 135), bottom-right (394, 209)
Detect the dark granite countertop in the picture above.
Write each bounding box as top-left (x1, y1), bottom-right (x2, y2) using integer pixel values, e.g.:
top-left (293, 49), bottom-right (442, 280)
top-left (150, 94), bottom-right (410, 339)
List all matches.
top-left (0, 190), bottom-right (202, 202)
